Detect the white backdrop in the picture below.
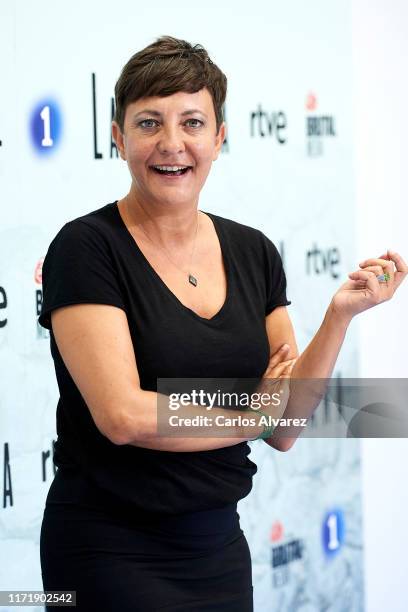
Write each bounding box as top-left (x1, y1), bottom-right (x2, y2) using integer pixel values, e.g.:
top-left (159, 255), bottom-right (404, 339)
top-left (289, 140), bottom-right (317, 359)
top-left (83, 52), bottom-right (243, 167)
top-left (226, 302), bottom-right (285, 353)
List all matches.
top-left (352, 1), bottom-right (408, 611)
top-left (0, 1), bottom-right (364, 610)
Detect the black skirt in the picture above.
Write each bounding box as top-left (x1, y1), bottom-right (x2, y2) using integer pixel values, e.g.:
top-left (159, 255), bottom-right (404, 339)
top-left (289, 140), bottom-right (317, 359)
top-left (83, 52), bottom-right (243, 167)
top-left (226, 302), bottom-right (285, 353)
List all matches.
top-left (40, 472), bottom-right (253, 611)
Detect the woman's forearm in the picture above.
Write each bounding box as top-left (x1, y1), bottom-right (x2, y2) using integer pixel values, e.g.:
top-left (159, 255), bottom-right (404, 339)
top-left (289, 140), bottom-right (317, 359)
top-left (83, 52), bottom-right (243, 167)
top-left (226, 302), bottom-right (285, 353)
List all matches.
top-left (291, 301), bottom-right (351, 379)
top-left (121, 389), bottom-right (264, 452)
top-left (265, 301), bottom-right (352, 450)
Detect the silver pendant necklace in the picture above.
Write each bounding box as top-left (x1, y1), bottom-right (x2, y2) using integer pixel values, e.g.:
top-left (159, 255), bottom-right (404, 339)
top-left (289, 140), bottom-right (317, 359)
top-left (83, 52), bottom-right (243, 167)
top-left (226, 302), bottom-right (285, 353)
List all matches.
top-left (127, 200), bottom-right (200, 287)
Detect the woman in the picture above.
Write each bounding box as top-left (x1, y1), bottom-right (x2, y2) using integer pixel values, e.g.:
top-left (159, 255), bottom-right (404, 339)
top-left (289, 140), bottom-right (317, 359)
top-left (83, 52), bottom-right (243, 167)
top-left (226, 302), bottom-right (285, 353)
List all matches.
top-left (39, 35), bottom-right (406, 611)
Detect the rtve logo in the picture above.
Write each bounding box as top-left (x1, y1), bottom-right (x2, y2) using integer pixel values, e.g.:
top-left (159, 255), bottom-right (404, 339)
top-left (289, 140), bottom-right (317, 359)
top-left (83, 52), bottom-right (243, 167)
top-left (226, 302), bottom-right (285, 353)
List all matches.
top-left (250, 104), bottom-right (287, 144)
top-left (306, 243), bottom-right (341, 279)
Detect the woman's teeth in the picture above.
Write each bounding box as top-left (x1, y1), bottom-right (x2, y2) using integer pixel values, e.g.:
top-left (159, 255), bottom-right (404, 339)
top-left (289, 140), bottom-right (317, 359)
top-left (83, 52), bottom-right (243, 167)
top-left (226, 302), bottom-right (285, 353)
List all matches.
top-left (152, 165), bottom-right (191, 175)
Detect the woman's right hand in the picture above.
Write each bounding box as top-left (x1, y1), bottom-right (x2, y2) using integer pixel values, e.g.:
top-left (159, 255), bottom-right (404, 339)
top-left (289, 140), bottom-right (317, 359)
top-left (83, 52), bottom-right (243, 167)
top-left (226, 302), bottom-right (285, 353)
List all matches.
top-left (262, 344), bottom-right (298, 380)
top-left (246, 344), bottom-right (297, 438)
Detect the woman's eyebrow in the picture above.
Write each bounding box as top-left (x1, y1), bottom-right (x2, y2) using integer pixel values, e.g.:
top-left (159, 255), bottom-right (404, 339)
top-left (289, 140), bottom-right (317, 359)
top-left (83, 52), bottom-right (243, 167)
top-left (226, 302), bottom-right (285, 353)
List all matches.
top-left (181, 109), bottom-right (208, 117)
top-left (133, 109), bottom-right (161, 118)
top-left (133, 109), bottom-right (208, 119)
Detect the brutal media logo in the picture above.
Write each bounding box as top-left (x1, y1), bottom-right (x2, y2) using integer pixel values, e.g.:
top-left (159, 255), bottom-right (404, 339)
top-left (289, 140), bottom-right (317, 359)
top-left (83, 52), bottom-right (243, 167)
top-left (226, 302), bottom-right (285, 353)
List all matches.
top-left (269, 520), bottom-right (305, 588)
top-left (305, 92), bottom-right (336, 157)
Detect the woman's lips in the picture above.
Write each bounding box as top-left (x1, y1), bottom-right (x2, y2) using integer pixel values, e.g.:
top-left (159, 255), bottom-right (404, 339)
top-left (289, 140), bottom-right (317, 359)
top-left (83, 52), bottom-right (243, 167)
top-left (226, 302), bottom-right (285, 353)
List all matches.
top-left (149, 166), bottom-right (193, 179)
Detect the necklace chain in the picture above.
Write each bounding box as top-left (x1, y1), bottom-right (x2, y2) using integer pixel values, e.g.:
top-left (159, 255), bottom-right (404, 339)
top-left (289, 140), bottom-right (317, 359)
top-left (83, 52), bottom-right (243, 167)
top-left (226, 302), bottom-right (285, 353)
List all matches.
top-left (126, 200), bottom-right (200, 287)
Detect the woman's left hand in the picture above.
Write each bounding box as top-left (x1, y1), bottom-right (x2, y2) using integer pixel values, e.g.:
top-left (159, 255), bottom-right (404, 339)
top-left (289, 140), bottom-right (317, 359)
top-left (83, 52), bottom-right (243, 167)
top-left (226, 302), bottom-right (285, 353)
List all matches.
top-left (331, 249), bottom-right (408, 320)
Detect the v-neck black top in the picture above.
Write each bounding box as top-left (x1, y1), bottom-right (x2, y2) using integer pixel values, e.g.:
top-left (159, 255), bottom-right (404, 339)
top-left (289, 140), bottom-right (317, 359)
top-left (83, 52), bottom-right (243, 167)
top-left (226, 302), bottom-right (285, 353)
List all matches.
top-left (39, 201), bottom-right (291, 517)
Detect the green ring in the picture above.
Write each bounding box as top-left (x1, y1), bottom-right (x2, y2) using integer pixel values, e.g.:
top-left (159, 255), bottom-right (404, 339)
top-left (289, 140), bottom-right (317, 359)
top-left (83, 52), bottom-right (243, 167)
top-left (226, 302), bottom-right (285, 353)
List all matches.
top-left (249, 408), bottom-right (275, 440)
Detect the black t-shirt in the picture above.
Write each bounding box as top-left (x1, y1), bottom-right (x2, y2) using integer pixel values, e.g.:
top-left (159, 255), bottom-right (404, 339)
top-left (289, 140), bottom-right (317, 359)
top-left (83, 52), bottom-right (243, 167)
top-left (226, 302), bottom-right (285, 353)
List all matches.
top-left (39, 201), bottom-right (291, 516)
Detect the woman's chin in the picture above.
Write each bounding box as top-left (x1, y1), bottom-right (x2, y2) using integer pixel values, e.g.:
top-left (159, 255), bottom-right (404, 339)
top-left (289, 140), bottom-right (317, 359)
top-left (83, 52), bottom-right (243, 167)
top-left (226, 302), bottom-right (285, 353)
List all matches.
top-left (151, 192), bottom-right (199, 207)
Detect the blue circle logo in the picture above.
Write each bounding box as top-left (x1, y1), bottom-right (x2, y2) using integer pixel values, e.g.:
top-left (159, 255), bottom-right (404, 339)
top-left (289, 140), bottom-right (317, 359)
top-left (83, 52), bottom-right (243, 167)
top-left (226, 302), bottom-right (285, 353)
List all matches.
top-left (30, 99), bottom-right (62, 155)
top-left (322, 508), bottom-right (345, 558)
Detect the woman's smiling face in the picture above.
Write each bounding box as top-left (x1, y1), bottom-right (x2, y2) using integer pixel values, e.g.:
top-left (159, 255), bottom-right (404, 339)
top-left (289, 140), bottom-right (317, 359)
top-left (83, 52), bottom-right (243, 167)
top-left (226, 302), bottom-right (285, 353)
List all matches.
top-left (112, 88), bottom-right (226, 208)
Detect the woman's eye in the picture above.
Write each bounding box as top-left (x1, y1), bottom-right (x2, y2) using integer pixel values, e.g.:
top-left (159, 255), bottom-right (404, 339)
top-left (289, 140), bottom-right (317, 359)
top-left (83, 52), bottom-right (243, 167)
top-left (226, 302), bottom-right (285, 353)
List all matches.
top-left (186, 119), bottom-right (203, 128)
top-left (138, 119), bottom-right (158, 129)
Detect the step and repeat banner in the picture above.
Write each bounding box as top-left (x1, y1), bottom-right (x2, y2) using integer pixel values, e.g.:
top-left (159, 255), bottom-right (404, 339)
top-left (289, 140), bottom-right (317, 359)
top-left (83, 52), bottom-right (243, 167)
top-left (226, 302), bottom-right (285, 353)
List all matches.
top-left (0, 1), bottom-right (363, 610)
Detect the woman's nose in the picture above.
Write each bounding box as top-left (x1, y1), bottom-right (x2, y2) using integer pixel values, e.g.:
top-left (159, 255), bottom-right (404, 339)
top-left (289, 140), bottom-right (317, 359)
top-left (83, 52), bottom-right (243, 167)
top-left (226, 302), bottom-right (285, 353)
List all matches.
top-left (157, 125), bottom-right (185, 154)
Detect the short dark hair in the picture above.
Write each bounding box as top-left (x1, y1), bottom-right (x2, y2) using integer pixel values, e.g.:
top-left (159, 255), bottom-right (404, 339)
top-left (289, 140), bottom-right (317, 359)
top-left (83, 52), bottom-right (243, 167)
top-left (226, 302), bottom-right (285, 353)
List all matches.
top-left (114, 35), bottom-right (227, 134)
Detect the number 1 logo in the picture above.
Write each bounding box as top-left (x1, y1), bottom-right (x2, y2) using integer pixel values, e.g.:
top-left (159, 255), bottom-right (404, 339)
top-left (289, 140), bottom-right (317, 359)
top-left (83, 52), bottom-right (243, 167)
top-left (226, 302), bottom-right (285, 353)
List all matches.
top-left (30, 100), bottom-right (62, 154)
top-left (322, 508), bottom-right (345, 558)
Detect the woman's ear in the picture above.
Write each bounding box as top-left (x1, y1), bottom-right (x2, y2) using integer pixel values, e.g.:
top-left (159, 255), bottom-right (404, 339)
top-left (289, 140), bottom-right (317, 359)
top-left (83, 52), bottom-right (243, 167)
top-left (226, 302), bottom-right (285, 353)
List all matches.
top-left (213, 122), bottom-right (226, 161)
top-left (112, 121), bottom-right (126, 160)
